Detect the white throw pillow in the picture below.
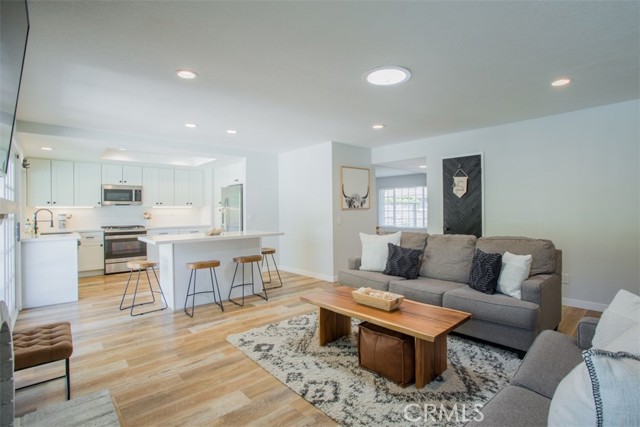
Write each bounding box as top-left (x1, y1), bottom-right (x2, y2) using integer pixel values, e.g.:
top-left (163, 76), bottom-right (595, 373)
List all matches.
top-left (591, 289), bottom-right (640, 349)
top-left (548, 349), bottom-right (640, 427)
top-left (359, 232), bottom-right (401, 272)
top-left (496, 251), bottom-right (532, 299)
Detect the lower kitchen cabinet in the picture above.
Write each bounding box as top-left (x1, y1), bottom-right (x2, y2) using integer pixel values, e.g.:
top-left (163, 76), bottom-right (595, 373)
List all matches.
top-left (78, 231), bottom-right (104, 276)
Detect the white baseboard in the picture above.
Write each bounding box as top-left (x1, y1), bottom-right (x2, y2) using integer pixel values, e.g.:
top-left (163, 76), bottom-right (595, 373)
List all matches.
top-left (279, 266), bottom-right (337, 283)
top-left (562, 297), bottom-right (607, 312)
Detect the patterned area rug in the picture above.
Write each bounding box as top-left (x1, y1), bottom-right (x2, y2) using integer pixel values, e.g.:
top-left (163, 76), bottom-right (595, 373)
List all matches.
top-left (227, 312), bottom-right (521, 427)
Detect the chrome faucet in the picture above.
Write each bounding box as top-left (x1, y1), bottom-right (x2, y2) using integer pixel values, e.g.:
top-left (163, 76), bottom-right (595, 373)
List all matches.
top-left (33, 209), bottom-right (54, 235)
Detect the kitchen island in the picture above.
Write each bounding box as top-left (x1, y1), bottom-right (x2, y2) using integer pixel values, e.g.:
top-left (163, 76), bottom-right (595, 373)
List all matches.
top-left (139, 231), bottom-right (283, 310)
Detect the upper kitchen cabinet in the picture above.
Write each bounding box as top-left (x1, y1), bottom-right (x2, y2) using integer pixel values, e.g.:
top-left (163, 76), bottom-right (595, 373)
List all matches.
top-left (174, 169), bottom-right (203, 207)
top-left (74, 162), bottom-right (102, 207)
top-left (102, 164), bottom-right (142, 185)
top-left (27, 159), bottom-right (74, 207)
top-left (143, 167), bottom-right (175, 206)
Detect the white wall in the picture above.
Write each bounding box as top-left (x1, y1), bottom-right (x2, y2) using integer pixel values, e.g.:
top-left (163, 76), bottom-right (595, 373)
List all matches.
top-left (372, 100), bottom-right (640, 309)
top-left (279, 142), bottom-right (334, 280)
top-left (245, 153), bottom-right (280, 250)
top-left (332, 142), bottom-right (377, 276)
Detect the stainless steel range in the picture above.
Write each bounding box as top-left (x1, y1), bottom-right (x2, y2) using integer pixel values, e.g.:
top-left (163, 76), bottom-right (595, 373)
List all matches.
top-left (102, 225), bottom-right (147, 274)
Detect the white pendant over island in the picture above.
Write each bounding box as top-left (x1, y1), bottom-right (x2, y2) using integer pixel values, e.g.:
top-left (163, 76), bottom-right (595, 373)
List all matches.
top-left (139, 231), bottom-right (283, 310)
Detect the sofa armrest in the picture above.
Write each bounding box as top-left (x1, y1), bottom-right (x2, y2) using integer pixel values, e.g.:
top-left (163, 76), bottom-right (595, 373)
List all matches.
top-left (577, 317), bottom-right (600, 350)
top-left (348, 257), bottom-right (361, 270)
top-left (521, 273), bottom-right (562, 331)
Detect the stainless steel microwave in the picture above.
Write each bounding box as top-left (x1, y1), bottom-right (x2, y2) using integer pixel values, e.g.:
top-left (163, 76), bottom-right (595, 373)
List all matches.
top-left (102, 185), bottom-right (143, 206)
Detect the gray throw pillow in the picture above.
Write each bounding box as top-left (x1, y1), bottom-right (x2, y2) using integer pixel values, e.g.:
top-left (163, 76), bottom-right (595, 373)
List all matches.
top-left (383, 243), bottom-right (423, 279)
top-left (468, 249), bottom-right (502, 294)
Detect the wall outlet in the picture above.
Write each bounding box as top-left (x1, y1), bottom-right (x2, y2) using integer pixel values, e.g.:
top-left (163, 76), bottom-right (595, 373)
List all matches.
top-left (561, 273), bottom-right (570, 284)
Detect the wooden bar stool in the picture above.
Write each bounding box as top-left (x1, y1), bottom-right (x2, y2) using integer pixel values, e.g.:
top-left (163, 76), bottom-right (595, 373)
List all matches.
top-left (119, 260), bottom-right (168, 316)
top-left (228, 255), bottom-right (268, 307)
top-left (184, 260), bottom-right (224, 317)
top-left (261, 247), bottom-right (283, 289)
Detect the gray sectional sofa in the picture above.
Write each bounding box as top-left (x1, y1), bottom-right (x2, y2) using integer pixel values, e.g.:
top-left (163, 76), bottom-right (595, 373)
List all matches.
top-left (338, 232), bottom-right (562, 352)
top-left (465, 317), bottom-right (599, 426)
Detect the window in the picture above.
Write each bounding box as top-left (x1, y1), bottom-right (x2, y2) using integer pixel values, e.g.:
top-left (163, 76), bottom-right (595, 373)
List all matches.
top-left (378, 186), bottom-right (427, 228)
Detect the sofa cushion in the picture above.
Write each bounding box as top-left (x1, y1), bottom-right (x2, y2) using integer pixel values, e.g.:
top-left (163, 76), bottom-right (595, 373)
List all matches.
top-left (337, 269), bottom-right (403, 291)
top-left (399, 231), bottom-right (429, 251)
top-left (389, 278), bottom-right (465, 307)
top-left (510, 330), bottom-right (582, 399)
top-left (443, 286), bottom-right (540, 330)
top-left (464, 385), bottom-right (551, 427)
top-left (420, 234), bottom-right (477, 283)
top-left (383, 244), bottom-right (423, 279)
top-left (468, 249), bottom-right (502, 295)
top-left (476, 236), bottom-right (556, 275)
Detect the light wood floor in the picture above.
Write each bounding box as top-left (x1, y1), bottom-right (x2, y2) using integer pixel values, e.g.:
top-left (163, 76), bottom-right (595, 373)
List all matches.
top-left (13, 272), bottom-right (600, 426)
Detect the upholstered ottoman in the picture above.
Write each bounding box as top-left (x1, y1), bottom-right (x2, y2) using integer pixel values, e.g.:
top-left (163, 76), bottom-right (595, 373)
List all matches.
top-left (13, 321), bottom-right (73, 399)
top-left (358, 322), bottom-right (415, 386)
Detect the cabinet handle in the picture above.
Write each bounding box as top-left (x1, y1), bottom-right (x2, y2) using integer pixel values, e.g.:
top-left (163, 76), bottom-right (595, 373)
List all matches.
top-left (53, 201), bottom-right (56, 204)
top-left (47, 201), bottom-right (50, 204)
top-left (100, 244), bottom-right (103, 247)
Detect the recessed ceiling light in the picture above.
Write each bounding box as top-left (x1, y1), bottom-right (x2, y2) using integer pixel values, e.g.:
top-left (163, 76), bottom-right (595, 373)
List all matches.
top-left (365, 66), bottom-right (411, 86)
top-left (419, 165), bottom-right (427, 169)
top-left (551, 78), bottom-right (572, 87)
top-left (118, 148), bottom-right (127, 151)
top-left (40, 147), bottom-right (53, 151)
top-left (372, 124), bottom-right (385, 130)
top-left (185, 123), bottom-right (198, 128)
top-left (226, 129), bottom-right (238, 134)
top-left (176, 69), bottom-right (198, 79)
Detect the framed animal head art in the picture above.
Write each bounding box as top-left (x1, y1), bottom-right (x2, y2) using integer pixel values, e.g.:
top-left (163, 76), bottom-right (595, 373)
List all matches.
top-left (341, 166), bottom-right (370, 210)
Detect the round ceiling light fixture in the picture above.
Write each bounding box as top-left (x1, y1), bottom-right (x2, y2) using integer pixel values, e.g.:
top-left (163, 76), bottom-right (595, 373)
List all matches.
top-left (419, 165), bottom-right (427, 169)
top-left (176, 69), bottom-right (198, 79)
top-left (40, 147), bottom-right (53, 151)
top-left (551, 77), bottom-right (572, 87)
top-left (185, 123), bottom-right (198, 128)
top-left (226, 129), bottom-right (238, 134)
top-left (365, 66), bottom-right (411, 86)
top-left (372, 124), bottom-right (385, 130)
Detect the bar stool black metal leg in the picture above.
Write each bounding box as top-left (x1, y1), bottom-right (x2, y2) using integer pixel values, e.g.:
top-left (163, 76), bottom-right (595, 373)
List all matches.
top-left (119, 269), bottom-right (134, 311)
top-left (150, 267), bottom-right (168, 310)
top-left (185, 269), bottom-right (195, 317)
top-left (210, 267), bottom-right (224, 311)
top-left (256, 262), bottom-right (268, 301)
top-left (264, 254), bottom-right (283, 289)
top-left (228, 263), bottom-right (244, 307)
top-left (144, 268), bottom-right (157, 304)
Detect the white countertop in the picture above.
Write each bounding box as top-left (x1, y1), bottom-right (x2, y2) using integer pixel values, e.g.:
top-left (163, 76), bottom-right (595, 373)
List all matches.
top-left (140, 230), bottom-right (283, 245)
top-left (21, 232), bottom-right (81, 243)
top-left (146, 225), bottom-right (209, 230)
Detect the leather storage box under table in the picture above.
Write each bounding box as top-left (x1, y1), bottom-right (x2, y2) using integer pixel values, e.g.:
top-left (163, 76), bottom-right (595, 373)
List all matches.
top-left (358, 321), bottom-right (415, 387)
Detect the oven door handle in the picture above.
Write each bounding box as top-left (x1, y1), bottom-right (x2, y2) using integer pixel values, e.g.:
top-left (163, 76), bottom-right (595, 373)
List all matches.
top-left (105, 235), bottom-right (147, 240)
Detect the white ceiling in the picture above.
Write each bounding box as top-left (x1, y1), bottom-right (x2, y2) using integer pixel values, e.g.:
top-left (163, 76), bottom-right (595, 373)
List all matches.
top-left (15, 1), bottom-right (640, 166)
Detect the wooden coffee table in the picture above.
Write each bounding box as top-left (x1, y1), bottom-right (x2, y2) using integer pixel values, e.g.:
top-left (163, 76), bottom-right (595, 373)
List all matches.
top-left (300, 286), bottom-right (471, 388)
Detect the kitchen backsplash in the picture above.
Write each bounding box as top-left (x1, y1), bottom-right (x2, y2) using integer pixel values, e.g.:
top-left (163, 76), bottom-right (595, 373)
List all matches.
top-left (24, 206), bottom-right (212, 231)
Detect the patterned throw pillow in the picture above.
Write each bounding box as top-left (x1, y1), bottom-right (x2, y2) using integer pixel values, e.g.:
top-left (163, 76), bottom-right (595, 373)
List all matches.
top-left (468, 249), bottom-right (502, 294)
top-left (383, 243), bottom-right (423, 279)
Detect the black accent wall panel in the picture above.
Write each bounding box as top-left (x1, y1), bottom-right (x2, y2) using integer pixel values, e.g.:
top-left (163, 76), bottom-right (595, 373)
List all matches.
top-left (443, 155), bottom-right (482, 237)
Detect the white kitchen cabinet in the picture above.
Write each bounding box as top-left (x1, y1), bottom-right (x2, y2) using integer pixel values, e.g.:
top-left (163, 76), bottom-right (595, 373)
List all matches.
top-left (174, 169), bottom-right (203, 207)
top-left (74, 162), bottom-right (102, 207)
top-left (102, 164), bottom-right (142, 185)
top-left (78, 231), bottom-right (104, 274)
top-left (143, 167), bottom-right (175, 206)
top-left (27, 158), bottom-right (74, 207)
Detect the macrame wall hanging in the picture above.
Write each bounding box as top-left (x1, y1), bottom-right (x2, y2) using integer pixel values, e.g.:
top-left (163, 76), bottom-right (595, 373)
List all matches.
top-left (452, 166), bottom-right (469, 198)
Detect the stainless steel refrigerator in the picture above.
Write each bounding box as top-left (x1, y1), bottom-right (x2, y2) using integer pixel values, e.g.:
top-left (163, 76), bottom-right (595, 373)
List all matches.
top-left (221, 184), bottom-right (243, 231)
